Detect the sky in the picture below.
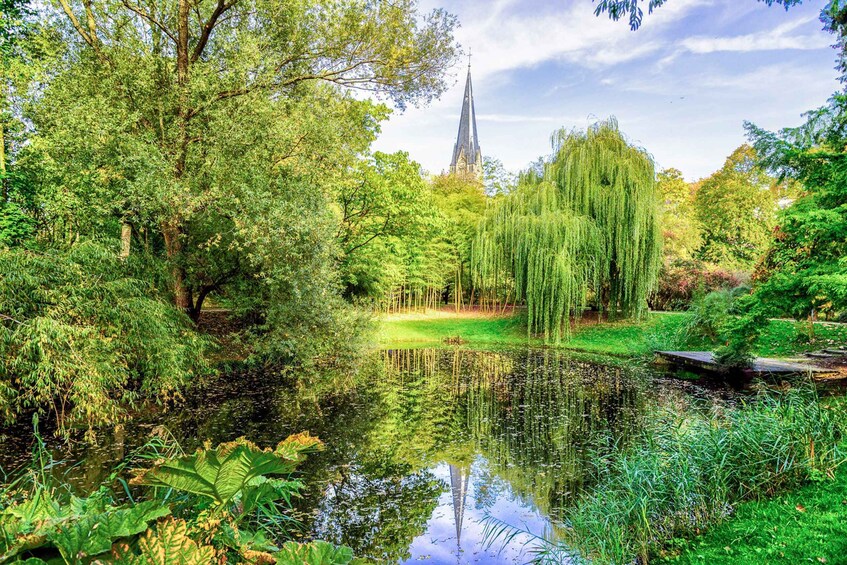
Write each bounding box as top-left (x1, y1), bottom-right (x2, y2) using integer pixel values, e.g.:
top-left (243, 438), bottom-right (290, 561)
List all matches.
top-left (371, 0), bottom-right (841, 181)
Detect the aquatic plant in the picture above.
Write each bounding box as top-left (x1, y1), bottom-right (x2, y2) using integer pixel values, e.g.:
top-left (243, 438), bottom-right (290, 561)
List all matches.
top-left (485, 384), bottom-right (846, 564)
top-left (472, 119), bottom-right (662, 342)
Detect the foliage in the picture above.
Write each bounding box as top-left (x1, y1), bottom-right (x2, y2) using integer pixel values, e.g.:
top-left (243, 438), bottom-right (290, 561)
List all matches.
top-left (0, 202), bottom-right (34, 247)
top-left (6, 0), bottom-right (458, 370)
top-left (0, 241), bottom-right (208, 437)
top-left (472, 119), bottom-right (662, 342)
top-left (274, 540), bottom-right (360, 565)
top-left (112, 519), bottom-right (216, 565)
top-left (650, 261), bottom-right (742, 311)
top-left (0, 490), bottom-right (170, 562)
top-left (746, 121), bottom-right (847, 322)
top-left (694, 145), bottom-right (777, 271)
top-left (131, 434), bottom-right (322, 513)
top-left (594, 0), bottom-right (803, 30)
top-left (429, 173), bottom-right (487, 310)
top-left (0, 430), bottom-right (352, 565)
top-left (337, 151), bottom-right (444, 301)
top-left (506, 385), bottom-right (845, 564)
top-left (482, 157), bottom-right (516, 196)
top-left (656, 168), bottom-right (700, 264)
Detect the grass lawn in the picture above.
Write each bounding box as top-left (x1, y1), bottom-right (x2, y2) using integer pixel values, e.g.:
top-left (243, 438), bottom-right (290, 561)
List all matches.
top-left (377, 310), bottom-right (686, 356)
top-left (656, 465), bottom-right (847, 564)
top-left (376, 310), bottom-right (534, 348)
top-left (376, 309), bottom-right (847, 359)
top-left (754, 319), bottom-right (847, 358)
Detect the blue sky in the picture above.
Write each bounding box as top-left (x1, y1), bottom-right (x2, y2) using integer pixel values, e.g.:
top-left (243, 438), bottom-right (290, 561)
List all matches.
top-left (371, 0), bottom-right (841, 181)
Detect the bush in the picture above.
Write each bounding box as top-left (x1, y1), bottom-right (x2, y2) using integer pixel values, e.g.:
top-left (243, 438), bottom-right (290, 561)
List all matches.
top-left (0, 241), bottom-right (209, 437)
top-left (650, 262), bottom-right (742, 311)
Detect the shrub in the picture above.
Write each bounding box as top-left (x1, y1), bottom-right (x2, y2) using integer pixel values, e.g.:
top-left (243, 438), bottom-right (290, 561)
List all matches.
top-left (650, 262), bottom-right (742, 312)
top-left (0, 241), bottom-right (209, 437)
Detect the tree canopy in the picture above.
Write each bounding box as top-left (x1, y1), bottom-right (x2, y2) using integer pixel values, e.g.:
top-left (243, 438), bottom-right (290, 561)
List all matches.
top-left (28, 0), bottom-right (458, 318)
top-left (656, 168), bottom-right (700, 263)
top-left (472, 119), bottom-right (661, 342)
top-left (594, 0), bottom-right (803, 30)
top-left (694, 145), bottom-right (777, 270)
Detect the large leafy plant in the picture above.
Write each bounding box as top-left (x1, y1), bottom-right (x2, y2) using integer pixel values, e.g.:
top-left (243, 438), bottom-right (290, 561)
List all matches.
top-left (0, 432), bottom-right (357, 565)
top-left (0, 490), bottom-right (170, 563)
top-left (131, 434), bottom-right (322, 516)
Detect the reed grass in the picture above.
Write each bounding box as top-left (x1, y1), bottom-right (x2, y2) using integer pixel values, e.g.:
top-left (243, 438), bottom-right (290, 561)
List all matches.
top-left (486, 384), bottom-right (846, 564)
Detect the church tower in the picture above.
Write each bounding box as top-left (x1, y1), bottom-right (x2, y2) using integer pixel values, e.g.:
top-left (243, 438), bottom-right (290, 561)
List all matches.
top-left (449, 61), bottom-right (483, 179)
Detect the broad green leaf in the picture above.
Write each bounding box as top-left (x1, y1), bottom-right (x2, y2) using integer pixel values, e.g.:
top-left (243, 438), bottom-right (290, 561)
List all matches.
top-left (273, 541), bottom-right (355, 565)
top-left (131, 435), bottom-right (322, 509)
top-left (49, 501), bottom-right (170, 561)
top-left (110, 519), bottom-right (216, 565)
top-left (242, 477), bottom-right (303, 515)
top-left (3, 491), bottom-right (62, 524)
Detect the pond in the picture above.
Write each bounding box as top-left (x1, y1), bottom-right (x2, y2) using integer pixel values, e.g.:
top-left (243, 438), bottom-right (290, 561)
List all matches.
top-left (0, 348), bottom-right (729, 564)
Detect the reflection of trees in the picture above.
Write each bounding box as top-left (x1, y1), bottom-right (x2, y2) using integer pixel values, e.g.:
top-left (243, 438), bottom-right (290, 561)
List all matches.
top-left (23, 348), bottom-right (659, 563)
top-left (380, 348), bottom-right (648, 521)
top-left (312, 457), bottom-right (443, 563)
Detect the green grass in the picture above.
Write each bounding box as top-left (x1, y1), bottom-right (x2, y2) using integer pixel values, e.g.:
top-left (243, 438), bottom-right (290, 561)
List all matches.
top-left (754, 319), bottom-right (847, 358)
top-left (656, 465), bottom-right (847, 565)
top-left (376, 310), bottom-right (686, 356)
top-left (376, 312), bottom-right (534, 348)
top-left (376, 310), bottom-right (847, 359)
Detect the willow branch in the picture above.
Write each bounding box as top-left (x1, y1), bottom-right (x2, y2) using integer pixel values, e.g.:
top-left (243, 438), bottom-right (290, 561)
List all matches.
top-left (57, 0), bottom-right (95, 48)
top-left (191, 0), bottom-right (240, 63)
top-left (121, 0), bottom-right (177, 43)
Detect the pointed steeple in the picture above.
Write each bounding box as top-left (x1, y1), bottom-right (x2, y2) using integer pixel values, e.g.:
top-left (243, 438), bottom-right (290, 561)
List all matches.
top-left (449, 56), bottom-right (483, 178)
top-left (449, 464), bottom-right (470, 549)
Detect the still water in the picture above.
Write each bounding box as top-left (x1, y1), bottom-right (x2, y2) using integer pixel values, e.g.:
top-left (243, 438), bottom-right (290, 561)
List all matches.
top-left (0, 348), bottom-right (723, 564)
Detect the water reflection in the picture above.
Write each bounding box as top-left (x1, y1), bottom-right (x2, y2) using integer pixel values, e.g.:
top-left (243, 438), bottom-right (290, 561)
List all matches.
top-left (0, 348), bottom-right (714, 564)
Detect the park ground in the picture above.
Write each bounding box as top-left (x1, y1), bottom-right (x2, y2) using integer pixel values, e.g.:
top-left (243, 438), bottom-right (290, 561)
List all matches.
top-left (377, 309), bottom-right (847, 563)
top-left (376, 309), bottom-right (847, 359)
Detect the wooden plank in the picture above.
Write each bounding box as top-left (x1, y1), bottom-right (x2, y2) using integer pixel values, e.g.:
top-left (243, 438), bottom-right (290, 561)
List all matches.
top-left (655, 351), bottom-right (832, 375)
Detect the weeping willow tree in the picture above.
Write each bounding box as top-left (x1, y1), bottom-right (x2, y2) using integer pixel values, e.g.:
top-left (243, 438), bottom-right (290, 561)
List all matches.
top-left (472, 119), bottom-right (662, 342)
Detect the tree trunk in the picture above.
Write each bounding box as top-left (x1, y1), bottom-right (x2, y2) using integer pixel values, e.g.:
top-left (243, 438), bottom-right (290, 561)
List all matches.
top-left (188, 286), bottom-right (214, 323)
top-left (0, 118), bottom-right (7, 202)
top-left (119, 222), bottom-right (132, 258)
top-left (161, 220), bottom-right (190, 312)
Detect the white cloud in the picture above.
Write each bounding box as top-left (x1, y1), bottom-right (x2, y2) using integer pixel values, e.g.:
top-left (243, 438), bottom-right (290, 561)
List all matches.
top-left (476, 113), bottom-right (563, 123)
top-left (374, 0), bottom-right (840, 181)
top-left (445, 0), bottom-right (707, 81)
top-left (681, 15), bottom-right (830, 53)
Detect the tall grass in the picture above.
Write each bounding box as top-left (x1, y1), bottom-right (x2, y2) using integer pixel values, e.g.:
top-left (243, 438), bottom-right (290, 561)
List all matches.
top-left (487, 384), bottom-right (846, 564)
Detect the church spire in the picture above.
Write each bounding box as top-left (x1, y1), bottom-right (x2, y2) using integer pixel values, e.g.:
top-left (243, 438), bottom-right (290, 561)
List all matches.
top-left (449, 56), bottom-right (482, 178)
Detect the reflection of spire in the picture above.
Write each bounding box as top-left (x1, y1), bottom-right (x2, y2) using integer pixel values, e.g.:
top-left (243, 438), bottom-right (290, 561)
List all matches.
top-left (449, 464), bottom-right (470, 549)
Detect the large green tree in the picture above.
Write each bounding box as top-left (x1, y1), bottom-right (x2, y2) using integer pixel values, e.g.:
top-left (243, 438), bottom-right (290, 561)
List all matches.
top-left (744, 99), bottom-right (847, 321)
top-left (473, 119), bottom-right (662, 342)
top-left (30, 0), bottom-right (458, 318)
top-left (336, 151), bottom-right (443, 300)
top-left (656, 168), bottom-right (699, 263)
top-left (431, 172), bottom-right (487, 309)
top-left (694, 145), bottom-right (777, 271)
